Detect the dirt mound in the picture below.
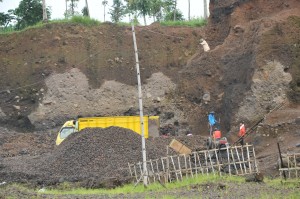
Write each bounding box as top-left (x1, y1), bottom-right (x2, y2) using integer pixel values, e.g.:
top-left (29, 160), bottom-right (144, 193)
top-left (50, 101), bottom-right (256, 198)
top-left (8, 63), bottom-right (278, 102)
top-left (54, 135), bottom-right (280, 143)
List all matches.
top-left (0, 127), bottom-right (206, 188)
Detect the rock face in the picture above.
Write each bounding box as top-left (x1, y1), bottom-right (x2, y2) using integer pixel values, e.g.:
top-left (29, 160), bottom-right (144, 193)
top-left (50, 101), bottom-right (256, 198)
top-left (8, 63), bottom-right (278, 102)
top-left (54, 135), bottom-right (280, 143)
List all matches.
top-left (236, 61), bottom-right (292, 122)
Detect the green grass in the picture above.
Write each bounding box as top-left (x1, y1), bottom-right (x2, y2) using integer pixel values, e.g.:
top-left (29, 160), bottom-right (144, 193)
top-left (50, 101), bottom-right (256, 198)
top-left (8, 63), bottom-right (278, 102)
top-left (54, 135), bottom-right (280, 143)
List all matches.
top-left (265, 178), bottom-right (300, 189)
top-left (1, 175), bottom-right (299, 198)
top-left (160, 18), bottom-right (207, 27)
top-left (0, 16), bottom-right (101, 34)
top-left (42, 174), bottom-right (243, 195)
top-left (0, 17), bottom-right (206, 34)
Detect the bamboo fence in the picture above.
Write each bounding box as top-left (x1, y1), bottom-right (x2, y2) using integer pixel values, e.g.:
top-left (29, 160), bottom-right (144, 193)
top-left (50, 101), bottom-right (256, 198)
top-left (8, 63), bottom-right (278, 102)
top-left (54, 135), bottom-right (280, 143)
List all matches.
top-left (128, 144), bottom-right (259, 184)
top-left (279, 153), bottom-right (300, 179)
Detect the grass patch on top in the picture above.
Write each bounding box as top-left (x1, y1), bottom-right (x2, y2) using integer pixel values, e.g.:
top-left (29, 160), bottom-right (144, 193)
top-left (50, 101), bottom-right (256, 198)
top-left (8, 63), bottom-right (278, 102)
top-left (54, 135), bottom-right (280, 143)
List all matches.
top-left (160, 18), bottom-right (207, 27)
top-left (0, 16), bottom-right (101, 34)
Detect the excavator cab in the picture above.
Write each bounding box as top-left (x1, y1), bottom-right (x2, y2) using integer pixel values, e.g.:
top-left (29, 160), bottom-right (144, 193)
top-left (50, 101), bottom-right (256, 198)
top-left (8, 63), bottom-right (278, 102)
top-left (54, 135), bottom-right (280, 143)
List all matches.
top-left (55, 120), bottom-right (76, 145)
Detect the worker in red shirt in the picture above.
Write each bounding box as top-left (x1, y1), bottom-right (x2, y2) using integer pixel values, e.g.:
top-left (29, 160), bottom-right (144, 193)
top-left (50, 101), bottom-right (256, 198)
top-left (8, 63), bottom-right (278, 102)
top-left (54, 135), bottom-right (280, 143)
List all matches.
top-left (213, 128), bottom-right (222, 140)
top-left (238, 122), bottom-right (246, 146)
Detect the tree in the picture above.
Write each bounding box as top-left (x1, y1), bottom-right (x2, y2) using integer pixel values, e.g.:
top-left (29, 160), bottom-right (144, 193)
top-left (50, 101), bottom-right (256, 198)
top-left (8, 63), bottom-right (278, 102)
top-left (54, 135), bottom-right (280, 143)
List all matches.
top-left (65, 0), bottom-right (80, 18)
top-left (14, 0), bottom-right (51, 30)
top-left (126, 0), bottom-right (151, 25)
top-left (102, 0), bottom-right (108, 21)
top-left (84, 0), bottom-right (90, 17)
top-left (65, 0), bottom-right (68, 18)
top-left (109, 0), bottom-right (125, 23)
top-left (149, 0), bottom-right (164, 22)
top-left (160, 0), bottom-right (184, 21)
top-left (0, 11), bottom-right (15, 27)
top-left (164, 8), bottom-right (184, 21)
top-left (0, 1), bottom-right (16, 29)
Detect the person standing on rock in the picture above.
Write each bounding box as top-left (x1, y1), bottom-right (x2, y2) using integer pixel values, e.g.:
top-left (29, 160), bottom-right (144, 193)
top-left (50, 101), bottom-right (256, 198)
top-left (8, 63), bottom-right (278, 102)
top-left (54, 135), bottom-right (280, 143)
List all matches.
top-left (238, 122), bottom-right (246, 146)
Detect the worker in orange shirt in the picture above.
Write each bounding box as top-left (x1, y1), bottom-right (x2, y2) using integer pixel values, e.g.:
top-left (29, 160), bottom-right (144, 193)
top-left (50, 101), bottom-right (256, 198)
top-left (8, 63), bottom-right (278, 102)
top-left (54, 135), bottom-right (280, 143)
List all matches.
top-left (213, 128), bottom-right (222, 140)
top-left (238, 122), bottom-right (246, 146)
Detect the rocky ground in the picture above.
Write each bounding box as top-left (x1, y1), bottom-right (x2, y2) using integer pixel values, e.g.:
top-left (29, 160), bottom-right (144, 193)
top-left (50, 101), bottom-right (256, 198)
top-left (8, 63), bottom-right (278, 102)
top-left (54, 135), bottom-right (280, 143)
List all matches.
top-left (0, 0), bottom-right (300, 197)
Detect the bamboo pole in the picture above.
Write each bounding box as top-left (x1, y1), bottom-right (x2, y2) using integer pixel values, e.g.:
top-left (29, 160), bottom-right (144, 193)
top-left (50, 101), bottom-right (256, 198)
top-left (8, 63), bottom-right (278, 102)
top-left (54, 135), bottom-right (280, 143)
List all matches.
top-left (230, 147), bottom-right (238, 175)
top-left (188, 154), bottom-right (194, 177)
top-left (246, 144), bottom-right (252, 174)
top-left (150, 160), bottom-right (155, 182)
top-left (204, 151), bottom-right (209, 174)
top-left (170, 156), bottom-right (178, 181)
top-left (226, 146), bottom-right (231, 175)
top-left (198, 152), bottom-right (204, 174)
top-left (155, 159), bottom-right (161, 181)
top-left (235, 146), bottom-right (244, 174)
top-left (208, 150), bottom-right (215, 174)
top-left (240, 147), bottom-right (247, 174)
top-left (294, 154), bottom-right (298, 178)
top-left (177, 156), bottom-right (183, 180)
top-left (214, 148), bottom-right (221, 175)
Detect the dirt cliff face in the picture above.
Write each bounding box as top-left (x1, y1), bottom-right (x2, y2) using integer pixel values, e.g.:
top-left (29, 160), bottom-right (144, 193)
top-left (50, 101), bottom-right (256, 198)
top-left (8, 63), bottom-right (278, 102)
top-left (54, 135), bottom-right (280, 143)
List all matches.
top-left (0, 24), bottom-right (204, 132)
top-left (0, 0), bottom-right (299, 138)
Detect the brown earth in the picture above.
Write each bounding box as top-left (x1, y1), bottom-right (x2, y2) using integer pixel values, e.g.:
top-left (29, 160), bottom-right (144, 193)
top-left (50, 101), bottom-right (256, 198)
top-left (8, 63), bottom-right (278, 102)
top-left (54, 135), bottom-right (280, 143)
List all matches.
top-left (0, 0), bottom-right (300, 196)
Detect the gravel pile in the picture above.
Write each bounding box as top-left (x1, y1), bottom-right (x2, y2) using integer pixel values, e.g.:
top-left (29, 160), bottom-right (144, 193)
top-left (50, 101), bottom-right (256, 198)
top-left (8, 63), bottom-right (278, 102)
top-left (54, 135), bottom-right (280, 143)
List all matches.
top-left (0, 127), bottom-right (206, 188)
top-left (41, 127), bottom-right (169, 181)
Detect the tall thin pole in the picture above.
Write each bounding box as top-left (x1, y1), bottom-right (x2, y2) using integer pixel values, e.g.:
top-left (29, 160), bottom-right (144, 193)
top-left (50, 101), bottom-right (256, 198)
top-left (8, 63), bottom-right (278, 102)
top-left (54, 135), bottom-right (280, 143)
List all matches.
top-left (102, 0), bottom-right (108, 22)
top-left (104, 4), bottom-right (106, 21)
top-left (131, 21), bottom-right (148, 186)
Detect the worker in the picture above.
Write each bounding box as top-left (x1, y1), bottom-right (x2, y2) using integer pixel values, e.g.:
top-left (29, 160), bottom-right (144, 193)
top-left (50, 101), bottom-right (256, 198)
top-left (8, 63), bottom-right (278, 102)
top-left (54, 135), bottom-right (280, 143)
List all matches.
top-left (238, 122), bottom-right (246, 146)
top-left (208, 111), bottom-right (218, 136)
top-left (200, 38), bottom-right (210, 52)
top-left (213, 128), bottom-right (222, 140)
